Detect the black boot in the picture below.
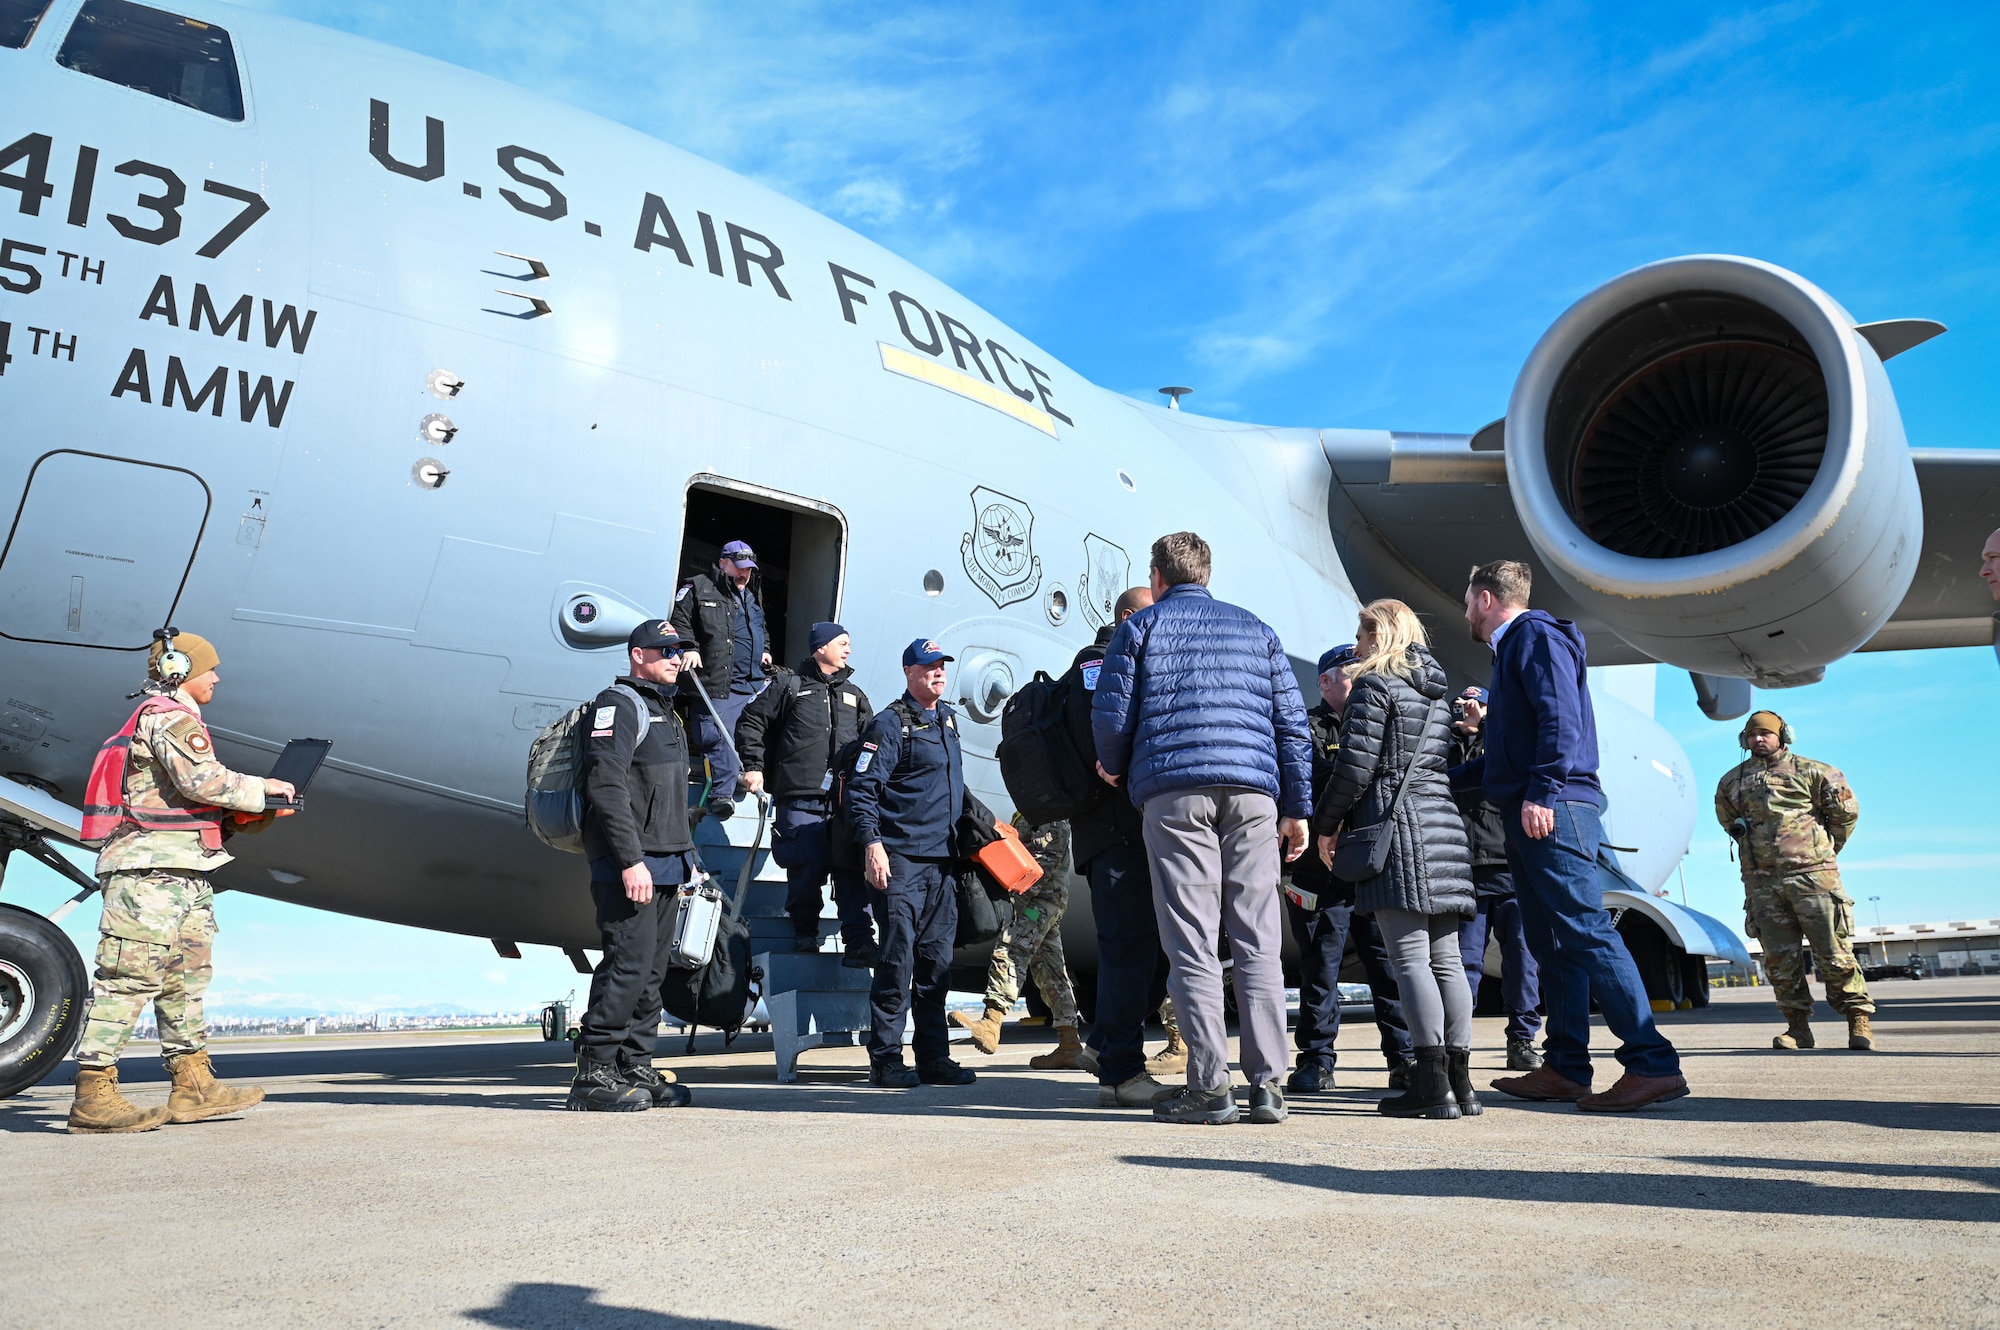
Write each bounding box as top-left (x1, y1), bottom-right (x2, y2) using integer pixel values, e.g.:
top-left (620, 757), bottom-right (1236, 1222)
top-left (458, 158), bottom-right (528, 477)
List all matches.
top-left (1377, 1047), bottom-right (1460, 1119)
top-left (623, 1063), bottom-right (693, 1108)
top-left (567, 1056), bottom-right (649, 1112)
top-left (1446, 1046), bottom-right (1482, 1117)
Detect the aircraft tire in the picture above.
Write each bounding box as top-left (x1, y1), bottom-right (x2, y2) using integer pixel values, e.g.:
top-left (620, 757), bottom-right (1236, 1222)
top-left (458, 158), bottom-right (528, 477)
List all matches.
top-left (0, 903), bottom-right (89, 1098)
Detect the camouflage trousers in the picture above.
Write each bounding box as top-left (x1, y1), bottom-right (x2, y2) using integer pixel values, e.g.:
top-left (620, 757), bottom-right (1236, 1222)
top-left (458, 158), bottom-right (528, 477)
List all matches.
top-left (983, 878), bottom-right (1081, 1028)
top-left (73, 869), bottom-right (217, 1066)
top-left (1748, 872), bottom-right (1872, 1017)
top-left (1159, 995), bottom-right (1181, 1040)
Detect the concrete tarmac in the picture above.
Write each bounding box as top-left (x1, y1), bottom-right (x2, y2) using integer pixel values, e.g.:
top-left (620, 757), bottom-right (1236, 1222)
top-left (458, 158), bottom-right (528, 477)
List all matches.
top-left (4, 978), bottom-right (1996, 1328)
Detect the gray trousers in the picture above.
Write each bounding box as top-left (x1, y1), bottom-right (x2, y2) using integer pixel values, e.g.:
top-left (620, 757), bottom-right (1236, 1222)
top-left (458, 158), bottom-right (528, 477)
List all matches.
top-left (1142, 786), bottom-right (1288, 1092)
top-left (1376, 907), bottom-right (1473, 1049)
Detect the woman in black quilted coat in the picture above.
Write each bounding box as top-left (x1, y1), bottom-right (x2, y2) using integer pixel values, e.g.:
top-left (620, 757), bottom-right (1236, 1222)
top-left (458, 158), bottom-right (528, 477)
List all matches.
top-left (1313, 598), bottom-right (1478, 1119)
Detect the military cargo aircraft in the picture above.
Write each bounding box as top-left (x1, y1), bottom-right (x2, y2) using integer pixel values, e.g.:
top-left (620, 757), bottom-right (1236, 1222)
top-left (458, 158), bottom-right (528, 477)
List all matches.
top-left (2, 0), bottom-right (1995, 1094)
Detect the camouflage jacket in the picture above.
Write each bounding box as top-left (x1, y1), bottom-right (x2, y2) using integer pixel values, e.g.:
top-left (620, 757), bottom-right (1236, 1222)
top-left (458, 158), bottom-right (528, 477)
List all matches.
top-left (1017, 817), bottom-right (1071, 883)
top-left (95, 689), bottom-right (267, 876)
top-left (1715, 748), bottom-right (1857, 881)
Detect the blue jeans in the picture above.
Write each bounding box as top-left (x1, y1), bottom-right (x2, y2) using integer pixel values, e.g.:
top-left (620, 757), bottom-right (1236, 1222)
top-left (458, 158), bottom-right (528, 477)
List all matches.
top-left (1459, 877), bottom-right (1543, 1045)
top-left (692, 687), bottom-right (757, 801)
top-left (772, 802), bottom-right (874, 948)
top-left (1082, 844), bottom-right (1170, 1087)
top-left (1284, 892), bottom-right (1411, 1071)
top-left (866, 855), bottom-right (956, 1066)
top-left (1504, 801), bottom-right (1680, 1084)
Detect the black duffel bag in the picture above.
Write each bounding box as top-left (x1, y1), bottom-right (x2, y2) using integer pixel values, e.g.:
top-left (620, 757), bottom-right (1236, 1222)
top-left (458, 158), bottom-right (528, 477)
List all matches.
top-left (952, 789), bottom-right (1009, 950)
top-left (661, 798), bottom-right (768, 1034)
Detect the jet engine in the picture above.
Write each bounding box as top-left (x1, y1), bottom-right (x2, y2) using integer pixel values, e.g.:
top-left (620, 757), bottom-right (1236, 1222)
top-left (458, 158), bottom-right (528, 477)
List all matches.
top-left (1504, 255), bottom-right (1923, 687)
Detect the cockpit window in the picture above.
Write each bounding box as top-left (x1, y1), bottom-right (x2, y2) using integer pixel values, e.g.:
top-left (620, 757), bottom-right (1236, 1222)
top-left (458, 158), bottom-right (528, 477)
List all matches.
top-left (0, 1), bottom-right (54, 49)
top-left (57, 0), bottom-right (244, 122)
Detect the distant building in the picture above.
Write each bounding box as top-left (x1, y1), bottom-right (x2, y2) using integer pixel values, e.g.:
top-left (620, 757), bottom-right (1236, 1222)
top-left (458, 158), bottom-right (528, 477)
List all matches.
top-left (1748, 918), bottom-right (2000, 976)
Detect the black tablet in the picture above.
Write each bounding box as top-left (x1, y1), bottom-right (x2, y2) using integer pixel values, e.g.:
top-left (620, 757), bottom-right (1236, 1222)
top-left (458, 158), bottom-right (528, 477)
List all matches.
top-left (264, 738), bottom-right (332, 810)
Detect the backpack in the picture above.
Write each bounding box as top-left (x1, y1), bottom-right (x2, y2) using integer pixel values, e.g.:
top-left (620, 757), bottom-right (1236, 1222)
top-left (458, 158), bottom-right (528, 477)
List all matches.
top-left (996, 666), bottom-right (1107, 824)
top-left (524, 683), bottom-right (651, 854)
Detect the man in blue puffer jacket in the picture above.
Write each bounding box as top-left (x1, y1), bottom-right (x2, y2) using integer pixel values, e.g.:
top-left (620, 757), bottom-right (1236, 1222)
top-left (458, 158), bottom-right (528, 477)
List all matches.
top-left (1092, 531), bottom-right (1314, 1126)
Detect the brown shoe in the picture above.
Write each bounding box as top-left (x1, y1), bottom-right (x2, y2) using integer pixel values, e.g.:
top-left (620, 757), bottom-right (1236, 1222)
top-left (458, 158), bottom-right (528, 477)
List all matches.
top-left (1576, 1071), bottom-right (1690, 1113)
top-left (164, 1050), bottom-right (265, 1123)
top-left (1846, 1013), bottom-right (1875, 1051)
top-left (68, 1066), bottom-right (171, 1134)
top-left (1489, 1066), bottom-right (1590, 1101)
top-left (950, 1004), bottom-right (1005, 1055)
top-left (1029, 1024), bottom-right (1086, 1070)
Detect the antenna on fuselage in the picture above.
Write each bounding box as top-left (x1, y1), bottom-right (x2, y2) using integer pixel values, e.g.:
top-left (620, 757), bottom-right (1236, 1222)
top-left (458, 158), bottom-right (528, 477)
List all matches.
top-left (1158, 386), bottom-right (1192, 411)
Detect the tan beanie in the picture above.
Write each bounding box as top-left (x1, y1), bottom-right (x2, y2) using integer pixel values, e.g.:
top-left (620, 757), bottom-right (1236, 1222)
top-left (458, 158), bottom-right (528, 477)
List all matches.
top-left (1742, 709), bottom-right (1785, 738)
top-left (149, 631), bottom-right (220, 681)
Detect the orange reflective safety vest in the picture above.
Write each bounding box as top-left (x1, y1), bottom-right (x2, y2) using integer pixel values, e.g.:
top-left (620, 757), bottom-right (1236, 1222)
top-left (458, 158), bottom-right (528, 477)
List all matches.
top-left (82, 697), bottom-right (228, 851)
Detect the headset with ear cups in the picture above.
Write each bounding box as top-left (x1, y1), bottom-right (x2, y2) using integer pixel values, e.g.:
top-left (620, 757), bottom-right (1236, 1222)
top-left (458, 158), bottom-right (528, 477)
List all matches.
top-left (153, 626), bottom-right (192, 685)
top-left (1738, 713), bottom-right (1796, 749)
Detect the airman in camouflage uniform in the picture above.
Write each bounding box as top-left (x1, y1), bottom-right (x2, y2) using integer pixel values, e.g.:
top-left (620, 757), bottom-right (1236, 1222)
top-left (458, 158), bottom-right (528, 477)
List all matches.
top-left (69, 632), bottom-right (289, 1133)
top-left (952, 817), bottom-right (1088, 1068)
top-left (1715, 710), bottom-right (1873, 1052)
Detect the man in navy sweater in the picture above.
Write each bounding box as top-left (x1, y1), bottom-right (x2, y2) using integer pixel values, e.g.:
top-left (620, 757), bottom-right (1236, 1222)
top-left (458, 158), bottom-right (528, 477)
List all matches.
top-left (1451, 560), bottom-right (1688, 1112)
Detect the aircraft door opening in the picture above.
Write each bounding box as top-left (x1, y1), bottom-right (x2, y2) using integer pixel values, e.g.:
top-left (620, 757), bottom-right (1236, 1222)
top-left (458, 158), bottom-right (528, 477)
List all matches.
top-left (0, 451), bottom-right (211, 649)
top-left (679, 480), bottom-right (845, 668)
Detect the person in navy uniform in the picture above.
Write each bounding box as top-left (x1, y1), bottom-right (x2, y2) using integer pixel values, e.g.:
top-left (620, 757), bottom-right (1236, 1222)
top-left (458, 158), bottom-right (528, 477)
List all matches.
top-left (844, 638), bottom-right (977, 1089)
top-left (1287, 642), bottom-right (1414, 1094)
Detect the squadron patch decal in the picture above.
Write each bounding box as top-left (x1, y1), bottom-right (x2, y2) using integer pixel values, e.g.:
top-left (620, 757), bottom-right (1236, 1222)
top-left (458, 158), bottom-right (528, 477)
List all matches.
top-left (961, 486), bottom-right (1043, 609)
top-left (593, 706), bottom-right (617, 730)
top-left (1077, 533), bottom-right (1130, 630)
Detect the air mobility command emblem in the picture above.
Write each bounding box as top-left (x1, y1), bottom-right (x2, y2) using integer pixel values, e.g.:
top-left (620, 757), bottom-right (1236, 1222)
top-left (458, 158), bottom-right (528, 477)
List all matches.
top-left (962, 486), bottom-right (1042, 608)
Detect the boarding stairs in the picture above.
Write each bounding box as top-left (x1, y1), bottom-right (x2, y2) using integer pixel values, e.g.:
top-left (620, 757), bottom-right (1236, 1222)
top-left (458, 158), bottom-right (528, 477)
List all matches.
top-left (691, 799), bottom-right (877, 1082)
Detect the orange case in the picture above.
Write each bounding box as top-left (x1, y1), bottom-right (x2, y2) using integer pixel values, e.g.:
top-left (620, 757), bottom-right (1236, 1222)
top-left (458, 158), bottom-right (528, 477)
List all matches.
top-left (973, 820), bottom-right (1044, 895)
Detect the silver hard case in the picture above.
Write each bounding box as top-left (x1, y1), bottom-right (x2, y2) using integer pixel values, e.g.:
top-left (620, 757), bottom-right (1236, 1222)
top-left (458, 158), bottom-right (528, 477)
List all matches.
top-left (668, 878), bottom-right (725, 969)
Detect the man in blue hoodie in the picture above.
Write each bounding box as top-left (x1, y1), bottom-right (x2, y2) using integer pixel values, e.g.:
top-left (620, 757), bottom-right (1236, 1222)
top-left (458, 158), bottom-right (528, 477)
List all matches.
top-left (1452, 559), bottom-right (1688, 1112)
top-left (1092, 531), bottom-right (1314, 1126)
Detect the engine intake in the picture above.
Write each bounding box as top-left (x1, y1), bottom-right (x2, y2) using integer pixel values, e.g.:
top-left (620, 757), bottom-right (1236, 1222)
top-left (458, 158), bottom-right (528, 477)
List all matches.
top-left (1508, 257), bottom-right (1921, 688)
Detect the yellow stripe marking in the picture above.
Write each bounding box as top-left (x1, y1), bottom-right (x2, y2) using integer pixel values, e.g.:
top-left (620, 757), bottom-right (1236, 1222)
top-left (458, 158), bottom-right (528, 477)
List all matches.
top-left (877, 342), bottom-right (1058, 437)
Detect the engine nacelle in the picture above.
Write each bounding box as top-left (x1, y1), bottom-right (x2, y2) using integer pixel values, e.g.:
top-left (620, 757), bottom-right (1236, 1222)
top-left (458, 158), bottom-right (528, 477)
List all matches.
top-left (1506, 256), bottom-right (1922, 687)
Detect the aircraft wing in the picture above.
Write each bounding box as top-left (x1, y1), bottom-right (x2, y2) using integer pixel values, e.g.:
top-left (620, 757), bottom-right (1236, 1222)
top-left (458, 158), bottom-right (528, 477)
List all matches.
top-left (1859, 448), bottom-right (2000, 653)
top-left (1321, 432), bottom-right (2000, 683)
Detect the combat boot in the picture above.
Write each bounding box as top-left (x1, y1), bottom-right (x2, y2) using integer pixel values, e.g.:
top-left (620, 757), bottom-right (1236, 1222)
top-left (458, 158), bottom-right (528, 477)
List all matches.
top-left (1029, 1024), bottom-right (1085, 1070)
top-left (568, 1055), bottom-right (648, 1111)
top-left (1846, 1012), bottom-right (1875, 1051)
top-left (67, 1066), bottom-right (170, 1134)
top-left (164, 1050), bottom-right (266, 1124)
top-left (950, 1003), bottom-right (1006, 1055)
top-left (1146, 1025), bottom-right (1189, 1076)
top-left (1772, 1014), bottom-right (1816, 1050)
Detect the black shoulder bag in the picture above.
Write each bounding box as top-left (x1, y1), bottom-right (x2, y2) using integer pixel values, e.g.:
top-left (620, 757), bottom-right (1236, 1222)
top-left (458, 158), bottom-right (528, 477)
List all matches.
top-left (1330, 693), bottom-right (1440, 884)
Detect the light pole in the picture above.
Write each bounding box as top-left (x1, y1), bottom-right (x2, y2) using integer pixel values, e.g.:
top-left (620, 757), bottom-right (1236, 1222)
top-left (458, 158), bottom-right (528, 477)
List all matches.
top-left (1869, 895), bottom-right (1882, 928)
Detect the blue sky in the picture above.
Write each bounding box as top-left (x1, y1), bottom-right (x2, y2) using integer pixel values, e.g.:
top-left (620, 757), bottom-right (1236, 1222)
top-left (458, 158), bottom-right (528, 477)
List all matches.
top-left (9, 1), bottom-right (1996, 1012)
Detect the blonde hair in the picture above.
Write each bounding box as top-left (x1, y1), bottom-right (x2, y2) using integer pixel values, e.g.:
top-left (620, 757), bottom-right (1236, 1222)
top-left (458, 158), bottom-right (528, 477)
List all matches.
top-left (1345, 598), bottom-right (1428, 682)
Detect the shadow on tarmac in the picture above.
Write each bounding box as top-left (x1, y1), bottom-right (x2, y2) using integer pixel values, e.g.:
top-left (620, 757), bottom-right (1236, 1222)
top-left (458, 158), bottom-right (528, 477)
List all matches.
top-left (1122, 1153), bottom-right (2000, 1223)
top-left (466, 1282), bottom-right (777, 1329)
